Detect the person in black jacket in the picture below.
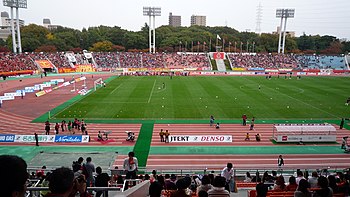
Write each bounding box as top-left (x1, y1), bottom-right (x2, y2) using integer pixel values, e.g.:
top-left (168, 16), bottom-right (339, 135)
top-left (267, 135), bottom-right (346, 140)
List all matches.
top-left (95, 166), bottom-right (110, 197)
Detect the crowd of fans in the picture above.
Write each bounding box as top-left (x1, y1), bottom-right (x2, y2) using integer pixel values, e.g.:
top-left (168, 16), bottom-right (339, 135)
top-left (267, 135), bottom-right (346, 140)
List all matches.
top-left (164, 53), bottom-right (211, 70)
top-left (228, 54), bottom-right (300, 69)
top-left (1, 154), bottom-right (349, 197)
top-left (0, 52), bottom-right (37, 72)
top-left (1, 52), bottom-right (348, 74)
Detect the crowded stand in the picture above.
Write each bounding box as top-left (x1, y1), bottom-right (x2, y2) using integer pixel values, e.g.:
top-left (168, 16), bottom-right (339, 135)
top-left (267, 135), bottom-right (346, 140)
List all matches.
top-left (28, 52), bottom-right (71, 68)
top-left (0, 52), bottom-right (37, 72)
top-left (93, 52), bottom-right (121, 68)
top-left (164, 53), bottom-right (211, 70)
top-left (228, 53), bottom-right (299, 69)
top-left (141, 52), bottom-right (165, 68)
top-left (1, 52), bottom-right (349, 75)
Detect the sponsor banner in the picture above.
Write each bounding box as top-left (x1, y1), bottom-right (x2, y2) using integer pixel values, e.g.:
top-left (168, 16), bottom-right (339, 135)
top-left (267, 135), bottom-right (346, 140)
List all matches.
top-left (15, 135), bottom-right (55, 142)
top-left (279, 68), bottom-right (293, 72)
top-left (276, 135), bottom-right (336, 142)
top-left (247, 67), bottom-right (264, 71)
top-left (170, 135), bottom-right (232, 143)
top-left (265, 69), bottom-right (279, 72)
top-left (241, 72), bottom-right (255, 75)
top-left (34, 85), bottom-right (42, 90)
top-left (233, 68), bottom-right (246, 71)
top-left (307, 72), bottom-right (317, 76)
top-left (0, 134), bottom-right (15, 142)
top-left (4, 92), bottom-right (22, 97)
top-left (40, 83), bottom-right (51, 88)
top-left (62, 81), bottom-right (71, 86)
top-left (58, 68), bottom-right (76, 73)
top-left (35, 90), bottom-right (47, 97)
top-left (0, 70), bottom-right (34, 77)
top-left (54, 135), bottom-right (90, 143)
top-left (50, 79), bottom-right (64, 83)
top-left (25, 86), bottom-right (35, 90)
top-left (24, 89), bottom-right (34, 93)
top-left (75, 65), bottom-right (96, 72)
top-left (0, 95), bottom-right (15, 100)
top-left (297, 72), bottom-right (307, 75)
top-left (255, 72), bottom-right (265, 75)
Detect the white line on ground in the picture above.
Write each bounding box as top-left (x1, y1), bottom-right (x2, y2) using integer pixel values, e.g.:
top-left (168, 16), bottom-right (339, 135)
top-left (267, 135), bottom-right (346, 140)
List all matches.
top-left (148, 79), bottom-right (157, 103)
top-left (110, 84), bottom-right (122, 94)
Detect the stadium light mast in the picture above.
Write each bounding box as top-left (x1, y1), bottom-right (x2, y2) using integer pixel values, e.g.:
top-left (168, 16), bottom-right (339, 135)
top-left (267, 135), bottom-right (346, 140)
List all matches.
top-left (143, 7), bottom-right (161, 53)
top-left (3, 0), bottom-right (27, 54)
top-left (276, 9), bottom-right (295, 54)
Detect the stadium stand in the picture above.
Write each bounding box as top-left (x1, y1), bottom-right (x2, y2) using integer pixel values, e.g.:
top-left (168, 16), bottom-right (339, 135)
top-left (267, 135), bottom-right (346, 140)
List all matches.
top-left (0, 52), bottom-right (37, 72)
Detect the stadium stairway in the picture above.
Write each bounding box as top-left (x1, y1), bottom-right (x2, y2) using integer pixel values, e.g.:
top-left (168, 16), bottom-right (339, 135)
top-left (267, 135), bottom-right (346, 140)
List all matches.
top-left (216, 59), bottom-right (226, 71)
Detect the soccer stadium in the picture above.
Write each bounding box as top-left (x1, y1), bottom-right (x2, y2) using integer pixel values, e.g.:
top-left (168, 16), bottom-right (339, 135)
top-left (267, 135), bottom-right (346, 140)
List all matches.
top-left (1, 1), bottom-right (350, 197)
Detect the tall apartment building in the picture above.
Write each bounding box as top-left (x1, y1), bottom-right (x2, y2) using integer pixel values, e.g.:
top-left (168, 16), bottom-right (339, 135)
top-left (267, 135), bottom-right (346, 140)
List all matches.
top-left (0, 11), bottom-right (24, 41)
top-left (1, 11), bottom-right (24, 27)
top-left (43, 18), bottom-right (60, 30)
top-left (168, 12), bottom-right (181, 27)
top-left (190, 15), bottom-right (206, 26)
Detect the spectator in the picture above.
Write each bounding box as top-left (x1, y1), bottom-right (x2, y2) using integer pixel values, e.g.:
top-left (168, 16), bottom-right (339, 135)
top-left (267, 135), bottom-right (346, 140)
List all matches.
top-left (286, 176), bottom-right (298, 191)
top-left (207, 176), bottom-right (230, 197)
top-left (273, 175), bottom-right (286, 191)
top-left (308, 171), bottom-right (319, 188)
top-left (149, 175), bottom-right (165, 197)
top-left (46, 167), bottom-right (89, 197)
top-left (296, 170), bottom-right (306, 185)
top-left (256, 177), bottom-right (268, 197)
top-left (197, 175), bottom-right (213, 195)
top-left (244, 172), bottom-right (252, 183)
top-left (165, 174), bottom-right (177, 190)
top-left (313, 176), bottom-right (333, 197)
top-left (221, 162), bottom-right (235, 192)
top-left (123, 151), bottom-right (138, 190)
top-left (0, 155), bottom-right (28, 197)
top-left (295, 179), bottom-right (311, 197)
top-left (171, 177), bottom-right (191, 197)
top-left (327, 175), bottom-right (339, 194)
top-left (95, 166), bottom-right (110, 197)
top-left (72, 157), bottom-right (84, 175)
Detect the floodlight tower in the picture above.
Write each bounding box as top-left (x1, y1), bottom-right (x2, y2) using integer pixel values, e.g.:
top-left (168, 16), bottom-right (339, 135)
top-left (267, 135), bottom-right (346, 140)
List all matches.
top-left (276, 9), bottom-right (295, 54)
top-left (143, 7), bottom-right (161, 53)
top-left (3, 0), bottom-right (27, 53)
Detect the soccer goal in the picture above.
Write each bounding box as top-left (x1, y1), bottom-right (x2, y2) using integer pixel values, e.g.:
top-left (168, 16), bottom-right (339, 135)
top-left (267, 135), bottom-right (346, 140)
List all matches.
top-left (94, 78), bottom-right (104, 91)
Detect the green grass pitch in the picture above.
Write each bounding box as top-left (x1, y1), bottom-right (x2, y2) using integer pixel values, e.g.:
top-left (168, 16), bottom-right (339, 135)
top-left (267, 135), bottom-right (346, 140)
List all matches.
top-left (54, 76), bottom-right (350, 120)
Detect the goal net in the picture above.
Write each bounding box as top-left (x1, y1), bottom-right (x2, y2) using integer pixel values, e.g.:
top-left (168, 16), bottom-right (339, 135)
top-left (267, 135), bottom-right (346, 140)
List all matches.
top-left (94, 78), bottom-right (104, 91)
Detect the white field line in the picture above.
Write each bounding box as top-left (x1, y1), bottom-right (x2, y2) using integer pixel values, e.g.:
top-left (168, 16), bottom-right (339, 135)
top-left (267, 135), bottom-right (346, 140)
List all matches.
top-left (148, 79), bottom-right (157, 103)
top-left (110, 84), bottom-right (122, 94)
top-left (266, 85), bottom-right (339, 118)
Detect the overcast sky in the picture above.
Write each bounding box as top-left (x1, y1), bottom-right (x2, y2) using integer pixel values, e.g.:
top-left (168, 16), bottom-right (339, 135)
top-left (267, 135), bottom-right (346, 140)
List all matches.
top-left (1, 0), bottom-right (350, 40)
